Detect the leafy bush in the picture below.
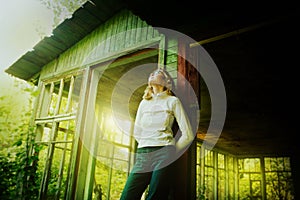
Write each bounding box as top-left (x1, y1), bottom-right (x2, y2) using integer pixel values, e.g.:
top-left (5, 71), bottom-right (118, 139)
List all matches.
top-left (0, 127), bottom-right (41, 200)
top-left (0, 76), bottom-right (39, 199)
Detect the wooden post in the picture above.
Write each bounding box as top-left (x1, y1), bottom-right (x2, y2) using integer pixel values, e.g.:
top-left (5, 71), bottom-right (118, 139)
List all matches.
top-left (175, 37), bottom-right (200, 200)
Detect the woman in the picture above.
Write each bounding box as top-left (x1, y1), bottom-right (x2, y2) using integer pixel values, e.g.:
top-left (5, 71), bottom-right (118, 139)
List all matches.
top-left (120, 68), bottom-right (194, 200)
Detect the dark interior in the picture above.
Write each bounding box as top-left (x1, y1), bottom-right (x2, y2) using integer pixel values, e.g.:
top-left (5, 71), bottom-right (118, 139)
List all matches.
top-left (122, 0), bottom-right (299, 156)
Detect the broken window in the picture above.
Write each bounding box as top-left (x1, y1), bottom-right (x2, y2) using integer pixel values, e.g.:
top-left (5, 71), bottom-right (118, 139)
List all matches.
top-left (34, 74), bottom-right (83, 199)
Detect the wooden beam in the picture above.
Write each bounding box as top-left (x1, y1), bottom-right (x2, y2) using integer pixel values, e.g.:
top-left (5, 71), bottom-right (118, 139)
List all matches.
top-left (175, 37), bottom-right (199, 200)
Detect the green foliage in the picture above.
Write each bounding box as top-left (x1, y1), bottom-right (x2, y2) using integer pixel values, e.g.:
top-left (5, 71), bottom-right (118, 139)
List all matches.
top-left (0, 77), bottom-right (36, 153)
top-left (197, 185), bottom-right (207, 200)
top-left (0, 155), bottom-right (17, 198)
top-left (40, 0), bottom-right (87, 27)
top-left (0, 127), bottom-right (41, 199)
top-left (0, 0), bottom-right (88, 198)
top-left (0, 77), bottom-right (39, 199)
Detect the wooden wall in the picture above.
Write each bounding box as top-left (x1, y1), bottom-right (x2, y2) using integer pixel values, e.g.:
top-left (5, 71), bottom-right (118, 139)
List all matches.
top-left (39, 9), bottom-right (167, 81)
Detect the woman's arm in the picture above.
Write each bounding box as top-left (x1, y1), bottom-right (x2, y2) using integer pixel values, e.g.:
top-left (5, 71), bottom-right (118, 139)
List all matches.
top-left (173, 98), bottom-right (195, 153)
top-left (133, 100), bottom-right (144, 143)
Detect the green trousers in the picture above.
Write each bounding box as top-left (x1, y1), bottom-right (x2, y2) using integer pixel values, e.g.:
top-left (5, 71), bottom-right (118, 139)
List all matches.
top-left (120, 145), bottom-right (176, 200)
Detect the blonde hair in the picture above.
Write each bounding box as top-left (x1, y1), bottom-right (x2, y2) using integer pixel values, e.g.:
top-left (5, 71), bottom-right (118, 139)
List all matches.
top-left (142, 68), bottom-right (174, 100)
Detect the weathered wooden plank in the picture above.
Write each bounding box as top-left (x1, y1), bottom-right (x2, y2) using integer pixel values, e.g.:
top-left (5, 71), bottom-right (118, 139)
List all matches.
top-left (115, 10), bottom-right (127, 52)
top-left (65, 76), bottom-right (75, 113)
top-left (39, 121), bottom-right (59, 199)
top-left (34, 45), bottom-right (58, 61)
top-left (36, 83), bottom-right (46, 118)
top-left (65, 68), bottom-right (90, 200)
top-left (4, 65), bottom-right (29, 80)
top-left (147, 26), bottom-right (154, 40)
top-left (46, 82), bottom-right (55, 117)
top-left (25, 51), bottom-right (52, 66)
top-left (75, 33), bottom-right (92, 67)
top-left (130, 14), bottom-right (138, 46)
top-left (95, 27), bottom-right (105, 59)
top-left (76, 36), bottom-right (89, 66)
top-left (135, 18), bottom-right (143, 43)
top-left (50, 35), bottom-right (70, 51)
top-left (91, 24), bottom-right (103, 60)
top-left (103, 20), bottom-right (112, 56)
top-left (124, 10), bottom-right (133, 48)
top-left (67, 51), bottom-right (74, 72)
top-left (60, 18), bottom-right (86, 39)
top-left (140, 20), bottom-right (148, 43)
top-left (108, 13), bottom-right (118, 54)
top-left (70, 16), bottom-right (92, 32)
top-left (71, 43), bottom-right (81, 68)
top-left (61, 9), bottom-right (99, 33)
top-left (52, 28), bottom-right (77, 48)
top-left (83, 114), bottom-right (99, 199)
top-left (55, 120), bottom-right (71, 199)
top-left (84, 1), bottom-right (107, 22)
top-left (87, 29), bottom-right (97, 62)
top-left (54, 79), bottom-right (64, 115)
top-left (15, 58), bottom-right (41, 74)
top-left (64, 20), bottom-right (88, 38)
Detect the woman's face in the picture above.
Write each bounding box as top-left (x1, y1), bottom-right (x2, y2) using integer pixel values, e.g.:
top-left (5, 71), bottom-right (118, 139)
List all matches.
top-left (148, 70), bottom-right (167, 87)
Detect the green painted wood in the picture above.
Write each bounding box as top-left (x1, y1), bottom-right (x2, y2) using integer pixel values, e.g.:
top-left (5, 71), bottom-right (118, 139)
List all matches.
top-left (116, 10), bottom-right (126, 51)
top-left (130, 15), bottom-right (138, 46)
top-left (43, 37), bottom-right (65, 54)
top-left (74, 67), bottom-right (102, 200)
top-left (103, 20), bottom-right (112, 56)
top-left (83, 103), bottom-right (101, 199)
top-left (16, 59), bottom-right (41, 74)
top-left (40, 39), bottom-right (66, 54)
top-left (65, 69), bottom-right (90, 200)
top-left (39, 9), bottom-right (161, 80)
top-left (109, 14), bottom-right (119, 54)
top-left (125, 11), bottom-right (133, 49)
top-left (25, 51), bottom-right (50, 66)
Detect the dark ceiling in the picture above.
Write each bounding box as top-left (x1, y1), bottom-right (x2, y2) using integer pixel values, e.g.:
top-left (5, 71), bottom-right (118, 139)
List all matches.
top-left (124, 0), bottom-right (299, 156)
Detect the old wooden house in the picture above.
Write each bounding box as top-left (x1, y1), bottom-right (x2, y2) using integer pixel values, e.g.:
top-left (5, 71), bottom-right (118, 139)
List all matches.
top-left (5, 0), bottom-right (299, 199)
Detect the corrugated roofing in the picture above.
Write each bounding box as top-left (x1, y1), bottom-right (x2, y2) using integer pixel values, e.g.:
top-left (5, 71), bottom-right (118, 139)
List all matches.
top-left (5, 0), bottom-right (125, 83)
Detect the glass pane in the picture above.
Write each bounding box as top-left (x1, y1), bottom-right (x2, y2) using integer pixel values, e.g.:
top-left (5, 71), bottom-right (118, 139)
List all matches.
top-left (218, 168), bottom-right (225, 199)
top-left (41, 123), bottom-right (52, 142)
top-left (218, 153), bottom-right (224, 168)
top-left (48, 82), bottom-right (60, 116)
top-left (251, 180), bottom-right (261, 198)
top-left (265, 157), bottom-right (294, 199)
top-left (58, 79), bottom-right (70, 115)
top-left (46, 145), bottom-right (71, 198)
top-left (238, 158), bottom-right (262, 199)
top-left (239, 173), bottom-right (250, 198)
top-left (34, 74), bottom-right (82, 199)
top-left (227, 156), bottom-right (235, 199)
top-left (94, 158), bottom-right (110, 199)
top-left (36, 144), bottom-right (49, 182)
top-left (110, 161), bottom-right (129, 199)
top-left (205, 167), bottom-right (214, 199)
top-left (68, 75), bottom-right (83, 114)
top-left (205, 150), bottom-right (213, 166)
